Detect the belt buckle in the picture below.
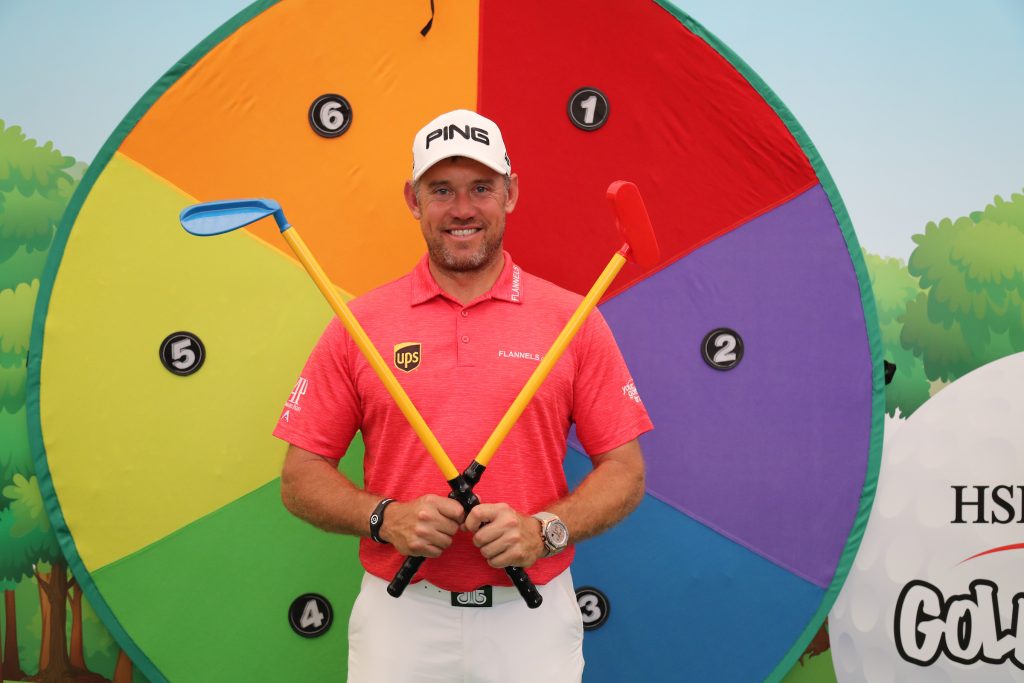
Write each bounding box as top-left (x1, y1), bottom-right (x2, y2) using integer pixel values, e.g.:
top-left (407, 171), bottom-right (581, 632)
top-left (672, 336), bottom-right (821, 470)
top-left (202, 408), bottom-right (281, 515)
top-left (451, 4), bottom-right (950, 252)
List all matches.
top-left (450, 586), bottom-right (493, 607)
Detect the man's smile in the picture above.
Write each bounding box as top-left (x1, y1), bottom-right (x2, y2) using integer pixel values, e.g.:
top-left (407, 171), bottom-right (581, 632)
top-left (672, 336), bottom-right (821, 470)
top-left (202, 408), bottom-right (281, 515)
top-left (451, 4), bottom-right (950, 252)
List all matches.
top-left (444, 227), bottom-right (483, 239)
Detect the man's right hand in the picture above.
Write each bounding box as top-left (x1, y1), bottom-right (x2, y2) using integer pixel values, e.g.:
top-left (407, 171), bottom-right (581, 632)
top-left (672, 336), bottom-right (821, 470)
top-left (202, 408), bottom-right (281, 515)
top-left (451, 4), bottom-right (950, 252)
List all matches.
top-left (379, 494), bottom-right (466, 557)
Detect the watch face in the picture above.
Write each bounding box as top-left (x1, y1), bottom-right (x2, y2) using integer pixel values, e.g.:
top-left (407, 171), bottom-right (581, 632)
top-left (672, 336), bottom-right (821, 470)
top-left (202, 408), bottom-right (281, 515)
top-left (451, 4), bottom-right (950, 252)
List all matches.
top-left (546, 520), bottom-right (570, 548)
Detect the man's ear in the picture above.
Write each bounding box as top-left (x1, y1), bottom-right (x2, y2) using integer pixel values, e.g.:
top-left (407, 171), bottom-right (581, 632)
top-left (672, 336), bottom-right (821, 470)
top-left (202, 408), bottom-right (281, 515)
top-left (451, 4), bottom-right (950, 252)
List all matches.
top-left (404, 181), bottom-right (422, 219)
top-left (505, 173), bottom-right (520, 214)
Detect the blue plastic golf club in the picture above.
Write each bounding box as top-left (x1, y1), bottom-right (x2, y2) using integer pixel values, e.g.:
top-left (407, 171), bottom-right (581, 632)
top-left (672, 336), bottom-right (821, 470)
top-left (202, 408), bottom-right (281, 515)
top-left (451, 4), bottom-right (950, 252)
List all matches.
top-left (179, 198), bottom-right (291, 236)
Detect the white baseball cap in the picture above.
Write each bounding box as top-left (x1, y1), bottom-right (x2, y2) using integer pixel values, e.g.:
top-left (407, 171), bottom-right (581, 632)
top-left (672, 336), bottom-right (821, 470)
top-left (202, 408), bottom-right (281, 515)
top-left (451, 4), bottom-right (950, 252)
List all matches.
top-left (411, 109), bottom-right (511, 182)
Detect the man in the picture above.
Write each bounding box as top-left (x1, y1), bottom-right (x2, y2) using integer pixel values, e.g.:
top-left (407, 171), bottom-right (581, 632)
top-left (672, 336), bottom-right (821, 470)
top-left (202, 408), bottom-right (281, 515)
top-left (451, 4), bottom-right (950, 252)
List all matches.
top-left (275, 110), bottom-right (652, 682)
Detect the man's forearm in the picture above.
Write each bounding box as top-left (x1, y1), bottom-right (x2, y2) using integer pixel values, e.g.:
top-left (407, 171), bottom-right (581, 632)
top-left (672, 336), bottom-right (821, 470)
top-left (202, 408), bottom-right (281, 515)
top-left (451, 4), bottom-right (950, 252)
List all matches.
top-left (546, 439), bottom-right (645, 544)
top-left (280, 444), bottom-right (466, 558)
top-left (280, 444), bottom-right (381, 537)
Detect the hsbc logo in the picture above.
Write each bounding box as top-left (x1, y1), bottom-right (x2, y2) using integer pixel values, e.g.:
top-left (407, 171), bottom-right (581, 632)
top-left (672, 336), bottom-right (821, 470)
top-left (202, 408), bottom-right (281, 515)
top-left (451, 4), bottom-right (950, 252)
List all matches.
top-left (425, 124), bottom-right (490, 149)
top-left (952, 485), bottom-right (1024, 524)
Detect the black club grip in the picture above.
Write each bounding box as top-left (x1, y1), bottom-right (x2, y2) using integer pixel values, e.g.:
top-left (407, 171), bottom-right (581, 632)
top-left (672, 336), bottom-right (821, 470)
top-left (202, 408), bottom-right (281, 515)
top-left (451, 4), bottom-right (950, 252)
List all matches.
top-left (388, 555), bottom-right (425, 597)
top-left (505, 566), bottom-right (543, 608)
top-left (386, 471), bottom-right (542, 607)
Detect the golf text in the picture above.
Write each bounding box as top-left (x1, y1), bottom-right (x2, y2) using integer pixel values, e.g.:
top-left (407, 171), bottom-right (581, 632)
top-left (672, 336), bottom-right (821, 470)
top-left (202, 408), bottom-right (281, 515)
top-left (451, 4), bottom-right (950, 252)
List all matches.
top-left (894, 579), bottom-right (1024, 669)
top-left (952, 485), bottom-right (1024, 524)
top-left (425, 124), bottom-right (490, 149)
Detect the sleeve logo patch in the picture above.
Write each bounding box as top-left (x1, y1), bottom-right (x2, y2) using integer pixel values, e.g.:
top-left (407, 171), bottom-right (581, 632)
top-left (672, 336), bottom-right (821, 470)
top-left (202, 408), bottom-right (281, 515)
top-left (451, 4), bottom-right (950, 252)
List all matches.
top-left (281, 376), bottom-right (309, 423)
top-left (621, 379), bottom-right (642, 404)
top-left (287, 376), bottom-right (309, 409)
top-left (394, 342), bottom-right (422, 373)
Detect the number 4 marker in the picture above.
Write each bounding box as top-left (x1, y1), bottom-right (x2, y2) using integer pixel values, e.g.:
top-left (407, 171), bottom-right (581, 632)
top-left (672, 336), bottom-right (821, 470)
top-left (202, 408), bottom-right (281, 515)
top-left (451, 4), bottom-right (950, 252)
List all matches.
top-left (299, 599), bottom-right (324, 629)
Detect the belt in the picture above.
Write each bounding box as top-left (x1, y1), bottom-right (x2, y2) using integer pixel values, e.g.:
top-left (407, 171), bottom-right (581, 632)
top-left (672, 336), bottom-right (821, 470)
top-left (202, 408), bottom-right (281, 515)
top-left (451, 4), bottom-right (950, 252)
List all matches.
top-left (414, 580), bottom-right (523, 607)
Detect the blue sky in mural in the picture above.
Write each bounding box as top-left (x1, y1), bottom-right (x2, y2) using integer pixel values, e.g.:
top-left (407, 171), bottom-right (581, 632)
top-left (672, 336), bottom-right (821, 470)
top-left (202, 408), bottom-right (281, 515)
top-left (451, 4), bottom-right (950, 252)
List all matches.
top-left (0, 0), bottom-right (251, 160)
top-left (1, 0), bottom-right (1021, 260)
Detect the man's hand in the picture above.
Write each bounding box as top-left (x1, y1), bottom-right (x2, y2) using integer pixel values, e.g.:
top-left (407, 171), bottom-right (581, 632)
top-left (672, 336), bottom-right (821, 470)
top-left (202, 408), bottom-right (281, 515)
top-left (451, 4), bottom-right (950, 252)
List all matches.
top-left (464, 503), bottom-right (545, 569)
top-left (381, 495), bottom-right (466, 558)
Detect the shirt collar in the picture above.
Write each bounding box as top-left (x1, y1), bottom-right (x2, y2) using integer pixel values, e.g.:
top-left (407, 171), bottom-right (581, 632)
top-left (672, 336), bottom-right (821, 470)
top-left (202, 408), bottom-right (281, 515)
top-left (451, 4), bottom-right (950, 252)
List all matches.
top-left (410, 251), bottom-right (524, 306)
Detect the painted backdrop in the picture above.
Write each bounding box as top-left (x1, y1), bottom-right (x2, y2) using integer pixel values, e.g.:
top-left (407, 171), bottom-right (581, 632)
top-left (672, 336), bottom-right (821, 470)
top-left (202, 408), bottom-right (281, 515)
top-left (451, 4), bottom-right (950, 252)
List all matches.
top-left (1, 2), bottom-right (1021, 682)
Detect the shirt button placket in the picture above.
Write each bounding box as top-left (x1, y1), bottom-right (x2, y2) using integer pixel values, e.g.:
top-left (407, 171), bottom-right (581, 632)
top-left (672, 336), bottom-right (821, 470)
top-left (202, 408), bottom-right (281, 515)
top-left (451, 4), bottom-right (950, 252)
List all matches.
top-left (457, 308), bottom-right (470, 366)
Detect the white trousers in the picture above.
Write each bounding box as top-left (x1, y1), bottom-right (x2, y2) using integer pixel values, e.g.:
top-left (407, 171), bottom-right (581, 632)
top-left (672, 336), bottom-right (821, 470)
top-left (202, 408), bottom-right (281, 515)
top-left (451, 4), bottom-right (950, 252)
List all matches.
top-left (348, 570), bottom-right (584, 683)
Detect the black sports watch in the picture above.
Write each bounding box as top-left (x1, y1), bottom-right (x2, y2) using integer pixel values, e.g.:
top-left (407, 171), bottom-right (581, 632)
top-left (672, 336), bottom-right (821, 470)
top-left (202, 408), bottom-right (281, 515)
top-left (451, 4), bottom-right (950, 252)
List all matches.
top-left (532, 512), bottom-right (569, 557)
top-left (369, 498), bottom-right (395, 544)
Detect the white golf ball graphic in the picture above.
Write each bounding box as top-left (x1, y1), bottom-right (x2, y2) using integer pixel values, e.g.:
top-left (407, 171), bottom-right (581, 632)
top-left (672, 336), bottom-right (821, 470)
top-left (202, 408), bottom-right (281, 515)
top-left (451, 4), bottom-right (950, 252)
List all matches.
top-left (830, 352), bottom-right (1024, 683)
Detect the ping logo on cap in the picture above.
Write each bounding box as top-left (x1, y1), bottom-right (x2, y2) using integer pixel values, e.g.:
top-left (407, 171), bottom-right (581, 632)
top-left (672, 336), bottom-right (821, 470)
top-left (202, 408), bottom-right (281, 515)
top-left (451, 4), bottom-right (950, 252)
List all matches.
top-left (412, 109), bottom-right (509, 181)
top-left (394, 342), bottom-right (422, 372)
top-left (424, 124), bottom-right (491, 149)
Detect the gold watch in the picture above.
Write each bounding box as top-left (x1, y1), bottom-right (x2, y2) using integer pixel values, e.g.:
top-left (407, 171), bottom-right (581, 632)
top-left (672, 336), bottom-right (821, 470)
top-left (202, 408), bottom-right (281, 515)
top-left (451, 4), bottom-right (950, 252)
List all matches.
top-left (532, 512), bottom-right (569, 557)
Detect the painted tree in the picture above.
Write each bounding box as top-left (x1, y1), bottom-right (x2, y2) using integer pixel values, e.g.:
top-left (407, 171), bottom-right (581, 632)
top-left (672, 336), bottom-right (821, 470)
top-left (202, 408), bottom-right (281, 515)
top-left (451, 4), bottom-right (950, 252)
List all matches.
top-left (971, 190), bottom-right (1024, 228)
top-left (901, 190), bottom-right (1024, 383)
top-left (2, 474), bottom-right (79, 682)
top-left (69, 578), bottom-right (85, 669)
top-left (113, 650), bottom-right (134, 683)
top-left (0, 120), bottom-right (101, 682)
top-left (0, 119), bottom-right (72, 485)
top-left (0, 507), bottom-right (33, 680)
top-left (0, 401), bottom-right (34, 678)
top-left (863, 251), bottom-right (930, 417)
top-left (83, 595), bottom-right (124, 680)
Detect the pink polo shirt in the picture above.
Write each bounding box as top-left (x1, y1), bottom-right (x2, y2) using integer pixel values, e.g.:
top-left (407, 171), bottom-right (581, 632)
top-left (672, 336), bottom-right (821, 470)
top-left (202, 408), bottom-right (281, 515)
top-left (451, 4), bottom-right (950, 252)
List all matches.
top-left (273, 252), bottom-right (652, 591)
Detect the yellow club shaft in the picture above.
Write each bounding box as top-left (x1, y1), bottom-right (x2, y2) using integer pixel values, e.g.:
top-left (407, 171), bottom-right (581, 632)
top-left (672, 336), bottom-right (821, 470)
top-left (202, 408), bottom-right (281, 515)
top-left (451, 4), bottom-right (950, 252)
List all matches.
top-left (281, 228), bottom-right (460, 481)
top-left (474, 251), bottom-right (629, 468)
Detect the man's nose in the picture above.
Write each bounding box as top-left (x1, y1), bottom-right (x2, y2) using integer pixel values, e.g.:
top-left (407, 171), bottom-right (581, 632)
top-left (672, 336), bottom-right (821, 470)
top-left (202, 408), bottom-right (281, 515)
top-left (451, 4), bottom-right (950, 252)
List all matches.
top-left (450, 190), bottom-right (475, 218)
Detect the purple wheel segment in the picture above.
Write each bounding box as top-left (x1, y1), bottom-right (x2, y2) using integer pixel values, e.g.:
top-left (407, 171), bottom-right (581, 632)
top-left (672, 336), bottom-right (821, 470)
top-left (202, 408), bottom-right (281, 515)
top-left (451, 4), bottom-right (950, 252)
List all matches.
top-left (593, 184), bottom-right (872, 587)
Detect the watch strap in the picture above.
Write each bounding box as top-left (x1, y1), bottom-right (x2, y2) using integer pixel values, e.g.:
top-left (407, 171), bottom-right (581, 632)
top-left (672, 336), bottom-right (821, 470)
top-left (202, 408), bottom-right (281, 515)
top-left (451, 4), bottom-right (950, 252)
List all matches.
top-left (369, 498), bottom-right (395, 544)
top-left (533, 512), bottom-right (558, 524)
top-left (532, 511), bottom-right (565, 557)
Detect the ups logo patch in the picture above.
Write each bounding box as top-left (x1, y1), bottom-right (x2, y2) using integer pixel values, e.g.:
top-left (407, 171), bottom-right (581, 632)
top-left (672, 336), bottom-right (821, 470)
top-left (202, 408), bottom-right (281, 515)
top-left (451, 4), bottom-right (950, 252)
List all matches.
top-left (394, 342), bottom-right (421, 373)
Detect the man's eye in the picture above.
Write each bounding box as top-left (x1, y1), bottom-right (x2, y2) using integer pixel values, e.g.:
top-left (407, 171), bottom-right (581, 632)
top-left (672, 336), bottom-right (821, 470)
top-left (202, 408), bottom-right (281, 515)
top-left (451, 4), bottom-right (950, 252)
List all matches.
top-left (474, 185), bottom-right (489, 193)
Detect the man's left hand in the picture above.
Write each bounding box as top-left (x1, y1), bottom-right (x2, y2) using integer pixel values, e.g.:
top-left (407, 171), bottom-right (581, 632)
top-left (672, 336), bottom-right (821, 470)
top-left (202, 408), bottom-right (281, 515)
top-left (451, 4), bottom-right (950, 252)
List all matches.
top-left (464, 503), bottom-right (545, 569)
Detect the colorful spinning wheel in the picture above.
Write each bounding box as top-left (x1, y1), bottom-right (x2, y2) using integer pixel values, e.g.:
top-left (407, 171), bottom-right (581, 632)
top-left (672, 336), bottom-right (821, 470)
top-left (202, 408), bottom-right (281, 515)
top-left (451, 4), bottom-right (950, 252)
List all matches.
top-left (29, 1), bottom-right (883, 681)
